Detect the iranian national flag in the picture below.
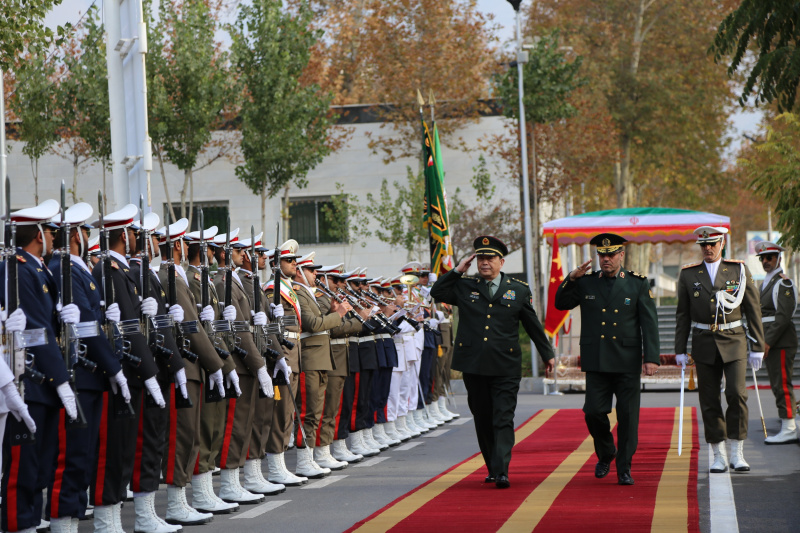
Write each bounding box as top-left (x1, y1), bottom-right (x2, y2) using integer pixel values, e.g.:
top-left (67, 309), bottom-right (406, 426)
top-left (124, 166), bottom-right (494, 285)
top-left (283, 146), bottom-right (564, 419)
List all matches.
top-left (544, 232), bottom-right (569, 338)
top-left (422, 121), bottom-right (453, 275)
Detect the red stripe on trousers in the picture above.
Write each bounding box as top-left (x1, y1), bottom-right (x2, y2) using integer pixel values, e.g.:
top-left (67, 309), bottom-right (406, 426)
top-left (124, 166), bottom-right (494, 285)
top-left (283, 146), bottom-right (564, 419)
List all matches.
top-left (315, 394), bottom-right (326, 447)
top-left (50, 410), bottom-right (68, 518)
top-left (296, 373), bottom-right (308, 447)
top-left (383, 405), bottom-right (388, 422)
top-left (7, 443), bottom-right (20, 531)
top-left (333, 387), bottom-right (345, 441)
top-left (94, 392), bottom-right (110, 507)
top-left (350, 373), bottom-right (360, 431)
top-left (165, 388), bottom-right (178, 485)
top-left (780, 349), bottom-right (794, 418)
top-left (219, 398), bottom-right (236, 469)
top-left (131, 394), bottom-right (146, 492)
top-left (194, 384), bottom-right (203, 475)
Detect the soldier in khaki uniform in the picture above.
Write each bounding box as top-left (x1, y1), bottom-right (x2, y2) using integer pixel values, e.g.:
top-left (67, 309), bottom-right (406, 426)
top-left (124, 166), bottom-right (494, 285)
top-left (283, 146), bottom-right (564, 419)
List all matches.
top-left (755, 241), bottom-right (799, 444)
top-left (674, 226), bottom-right (765, 473)
top-left (435, 303), bottom-right (459, 420)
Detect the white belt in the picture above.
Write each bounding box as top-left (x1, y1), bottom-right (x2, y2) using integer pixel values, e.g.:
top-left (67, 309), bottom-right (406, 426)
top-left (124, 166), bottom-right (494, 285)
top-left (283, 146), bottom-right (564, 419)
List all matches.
top-left (299, 331), bottom-right (329, 340)
top-left (284, 331), bottom-right (300, 340)
top-left (402, 332), bottom-right (415, 338)
top-left (330, 338), bottom-right (348, 345)
top-left (762, 316), bottom-right (776, 323)
top-left (692, 320), bottom-right (742, 332)
top-left (377, 333), bottom-right (391, 339)
top-left (358, 336), bottom-right (375, 343)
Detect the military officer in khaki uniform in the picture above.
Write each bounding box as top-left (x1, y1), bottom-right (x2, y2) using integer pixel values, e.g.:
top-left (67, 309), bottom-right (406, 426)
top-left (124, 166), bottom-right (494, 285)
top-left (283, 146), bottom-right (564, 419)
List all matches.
top-left (674, 226), bottom-right (765, 473)
top-left (555, 233), bottom-right (660, 486)
top-left (431, 236), bottom-right (554, 489)
top-left (435, 303), bottom-right (458, 420)
top-left (755, 241), bottom-right (799, 444)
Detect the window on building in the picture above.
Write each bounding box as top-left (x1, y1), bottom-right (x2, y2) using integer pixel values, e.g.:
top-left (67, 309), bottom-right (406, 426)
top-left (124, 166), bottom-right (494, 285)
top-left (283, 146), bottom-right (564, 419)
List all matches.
top-left (163, 202), bottom-right (229, 233)
top-left (287, 196), bottom-right (344, 244)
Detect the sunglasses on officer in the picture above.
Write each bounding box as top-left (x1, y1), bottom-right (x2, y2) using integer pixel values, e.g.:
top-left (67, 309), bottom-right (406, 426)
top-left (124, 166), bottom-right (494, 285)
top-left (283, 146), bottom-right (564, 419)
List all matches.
top-left (759, 254), bottom-right (778, 262)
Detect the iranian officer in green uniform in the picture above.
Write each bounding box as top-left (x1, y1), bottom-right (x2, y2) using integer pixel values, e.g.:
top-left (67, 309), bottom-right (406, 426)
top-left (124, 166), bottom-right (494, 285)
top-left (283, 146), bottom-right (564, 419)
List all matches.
top-left (555, 233), bottom-right (659, 486)
top-left (431, 236), bottom-right (554, 489)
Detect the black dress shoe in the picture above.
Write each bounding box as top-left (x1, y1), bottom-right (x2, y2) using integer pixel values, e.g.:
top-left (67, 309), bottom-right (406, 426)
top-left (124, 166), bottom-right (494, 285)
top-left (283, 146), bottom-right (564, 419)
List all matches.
top-left (594, 449), bottom-right (617, 479)
top-left (484, 475), bottom-right (496, 483)
top-left (495, 474), bottom-right (510, 489)
top-left (617, 471), bottom-right (635, 485)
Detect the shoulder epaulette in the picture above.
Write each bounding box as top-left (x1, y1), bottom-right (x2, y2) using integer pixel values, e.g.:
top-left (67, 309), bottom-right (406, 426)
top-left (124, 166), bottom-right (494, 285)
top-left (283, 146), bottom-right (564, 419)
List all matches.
top-left (292, 284), bottom-right (303, 291)
top-left (315, 291), bottom-right (324, 298)
top-left (723, 258), bottom-right (744, 263)
top-left (15, 255), bottom-right (25, 263)
top-left (628, 271), bottom-right (647, 279)
top-left (462, 275), bottom-right (477, 281)
top-left (681, 262), bottom-right (702, 269)
top-left (510, 277), bottom-right (529, 286)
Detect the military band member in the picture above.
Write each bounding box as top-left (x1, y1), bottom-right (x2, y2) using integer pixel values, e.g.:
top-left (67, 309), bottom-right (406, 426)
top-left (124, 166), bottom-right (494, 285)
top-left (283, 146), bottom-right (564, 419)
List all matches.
top-left (431, 236), bottom-right (554, 489)
top-left (555, 233), bottom-right (660, 486)
top-left (399, 262), bottom-right (429, 435)
top-left (755, 241), bottom-right (799, 444)
top-left (383, 277), bottom-right (415, 442)
top-left (674, 226), bottom-right (765, 473)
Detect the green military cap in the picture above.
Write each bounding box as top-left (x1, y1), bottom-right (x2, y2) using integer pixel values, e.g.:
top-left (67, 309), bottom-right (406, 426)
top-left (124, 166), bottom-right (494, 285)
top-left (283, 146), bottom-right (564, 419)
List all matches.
top-left (473, 235), bottom-right (508, 257)
top-left (590, 233), bottom-right (627, 254)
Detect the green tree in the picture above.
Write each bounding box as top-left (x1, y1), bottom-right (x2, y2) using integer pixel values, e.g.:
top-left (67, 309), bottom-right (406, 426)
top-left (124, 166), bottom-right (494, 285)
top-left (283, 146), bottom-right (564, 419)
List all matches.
top-left (229, 0), bottom-right (335, 233)
top-left (0, 0), bottom-right (69, 71)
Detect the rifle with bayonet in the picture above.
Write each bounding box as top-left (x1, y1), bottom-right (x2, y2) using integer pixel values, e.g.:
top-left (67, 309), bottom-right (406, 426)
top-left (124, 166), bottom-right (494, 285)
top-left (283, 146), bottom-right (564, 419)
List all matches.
top-left (198, 209), bottom-right (227, 403)
top-left (249, 226), bottom-right (281, 398)
top-left (141, 207), bottom-right (174, 368)
top-left (269, 223), bottom-right (296, 351)
top-left (221, 217), bottom-right (249, 368)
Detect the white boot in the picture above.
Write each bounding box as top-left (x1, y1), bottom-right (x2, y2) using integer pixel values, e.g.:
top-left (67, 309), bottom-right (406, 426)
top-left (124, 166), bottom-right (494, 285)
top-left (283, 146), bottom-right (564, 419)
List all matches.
top-left (384, 420), bottom-right (405, 443)
top-left (37, 519), bottom-right (50, 532)
top-left (133, 492), bottom-right (181, 533)
top-left (295, 446), bottom-right (331, 478)
top-left (348, 430), bottom-right (379, 457)
top-left (218, 468), bottom-right (264, 504)
top-left (398, 415), bottom-right (420, 438)
top-left (93, 507), bottom-right (115, 533)
top-left (373, 423), bottom-right (400, 447)
top-left (191, 472), bottom-right (238, 514)
top-left (50, 517), bottom-right (72, 533)
top-left (709, 442), bottom-right (728, 473)
top-left (266, 453), bottom-right (308, 486)
top-left (417, 409), bottom-right (438, 429)
top-left (438, 396), bottom-right (458, 420)
top-left (430, 399), bottom-right (452, 422)
top-left (411, 410), bottom-right (432, 432)
top-left (112, 502), bottom-right (124, 533)
top-left (165, 485), bottom-right (213, 526)
top-left (426, 401), bottom-right (446, 424)
top-left (729, 439), bottom-right (750, 472)
top-left (363, 427), bottom-right (387, 451)
top-left (314, 445), bottom-right (348, 470)
top-left (243, 459), bottom-right (286, 495)
top-left (765, 418), bottom-right (799, 444)
top-left (330, 440), bottom-right (363, 463)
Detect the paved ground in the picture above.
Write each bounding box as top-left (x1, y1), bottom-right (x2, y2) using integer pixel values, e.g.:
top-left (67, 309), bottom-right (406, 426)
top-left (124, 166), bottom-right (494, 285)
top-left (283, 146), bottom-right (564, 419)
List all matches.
top-left (74, 382), bottom-right (800, 533)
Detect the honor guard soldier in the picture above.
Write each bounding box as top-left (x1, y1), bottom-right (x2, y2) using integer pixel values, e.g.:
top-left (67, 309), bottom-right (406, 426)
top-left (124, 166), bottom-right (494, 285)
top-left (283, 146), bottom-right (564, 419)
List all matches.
top-left (755, 241), bottom-right (799, 444)
top-left (382, 276), bottom-right (416, 442)
top-left (674, 226), bottom-right (765, 473)
top-left (47, 203), bottom-right (130, 533)
top-left (184, 226), bottom-right (241, 513)
top-left (431, 236), bottom-right (554, 489)
top-left (555, 233), bottom-right (660, 486)
top-left (0, 200), bottom-right (78, 533)
top-left (435, 304), bottom-right (458, 420)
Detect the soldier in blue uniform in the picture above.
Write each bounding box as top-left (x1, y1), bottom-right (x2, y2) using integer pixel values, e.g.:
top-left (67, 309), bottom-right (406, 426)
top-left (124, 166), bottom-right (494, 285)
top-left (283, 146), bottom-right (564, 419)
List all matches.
top-left (555, 233), bottom-right (660, 486)
top-left (431, 235), bottom-right (554, 489)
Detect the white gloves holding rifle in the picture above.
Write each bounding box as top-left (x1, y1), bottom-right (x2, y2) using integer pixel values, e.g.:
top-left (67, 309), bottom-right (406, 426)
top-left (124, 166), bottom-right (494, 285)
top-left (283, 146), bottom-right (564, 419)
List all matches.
top-left (144, 376), bottom-right (166, 408)
top-left (141, 297), bottom-right (158, 317)
top-left (270, 303), bottom-right (284, 318)
top-left (198, 305), bottom-right (214, 322)
top-left (104, 302), bottom-right (121, 323)
top-left (273, 357), bottom-right (291, 384)
top-left (256, 366), bottom-right (274, 398)
top-left (56, 382), bottom-right (78, 420)
top-left (4, 308), bottom-right (26, 332)
top-left (1, 382), bottom-right (36, 433)
top-left (675, 354), bottom-right (689, 370)
top-left (223, 305), bottom-right (237, 321)
top-left (226, 370), bottom-right (241, 397)
top-left (208, 369), bottom-right (225, 398)
top-left (175, 368), bottom-right (188, 399)
top-left (58, 303), bottom-right (80, 324)
top-left (109, 370), bottom-right (131, 403)
top-left (168, 304), bottom-right (184, 324)
top-left (252, 310), bottom-right (267, 326)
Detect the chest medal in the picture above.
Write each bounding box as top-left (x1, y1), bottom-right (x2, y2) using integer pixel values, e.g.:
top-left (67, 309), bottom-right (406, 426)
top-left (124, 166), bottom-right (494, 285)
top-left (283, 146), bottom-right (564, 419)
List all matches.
top-left (502, 290), bottom-right (516, 300)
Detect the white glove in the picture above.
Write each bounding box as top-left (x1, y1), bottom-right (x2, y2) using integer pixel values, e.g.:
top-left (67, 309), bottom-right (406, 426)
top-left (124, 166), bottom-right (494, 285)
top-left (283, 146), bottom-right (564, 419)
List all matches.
top-left (174, 367), bottom-right (188, 399)
top-left (226, 370), bottom-right (241, 397)
top-left (252, 311), bottom-right (267, 326)
top-left (56, 382), bottom-right (78, 421)
top-left (436, 310), bottom-right (444, 321)
top-left (208, 368), bottom-right (225, 398)
top-left (144, 376), bottom-right (166, 408)
top-left (273, 356), bottom-right (291, 383)
top-left (270, 302), bottom-right (284, 318)
top-left (199, 305), bottom-right (214, 322)
top-left (429, 319), bottom-right (440, 329)
top-left (749, 351), bottom-right (764, 371)
top-left (109, 370), bottom-right (131, 403)
top-left (141, 297), bottom-right (158, 317)
top-left (675, 353), bottom-right (689, 370)
top-left (1, 382), bottom-right (36, 433)
top-left (420, 286), bottom-right (431, 298)
top-left (59, 303), bottom-right (80, 324)
top-left (105, 302), bottom-right (121, 323)
top-left (223, 305), bottom-right (237, 321)
top-left (256, 366), bottom-right (274, 398)
top-left (5, 308), bottom-right (27, 332)
top-left (168, 304), bottom-right (184, 324)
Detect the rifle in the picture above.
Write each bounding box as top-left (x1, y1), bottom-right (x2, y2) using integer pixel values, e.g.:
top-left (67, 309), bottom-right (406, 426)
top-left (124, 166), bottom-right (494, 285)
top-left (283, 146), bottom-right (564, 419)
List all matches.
top-left (141, 207), bottom-right (173, 366)
top-left (269, 223), bottom-right (295, 356)
top-left (250, 227), bottom-right (281, 398)
top-left (139, 196), bottom-right (151, 346)
top-left (220, 218), bottom-right (248, 366)
top-left (314, 278), bottom-right (375, 331)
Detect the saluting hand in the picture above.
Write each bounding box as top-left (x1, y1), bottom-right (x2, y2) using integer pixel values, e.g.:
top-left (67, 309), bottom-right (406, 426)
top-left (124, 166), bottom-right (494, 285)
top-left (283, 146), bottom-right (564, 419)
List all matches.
top-left (456, 254), bottom-right (476, 274)
top-left (569, 260), bottom-right (592, 281)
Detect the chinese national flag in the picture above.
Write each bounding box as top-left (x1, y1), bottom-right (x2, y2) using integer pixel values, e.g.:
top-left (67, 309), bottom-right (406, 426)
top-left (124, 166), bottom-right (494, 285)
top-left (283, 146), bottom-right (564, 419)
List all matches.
top-left (544, 232), bottom-right (569, 337)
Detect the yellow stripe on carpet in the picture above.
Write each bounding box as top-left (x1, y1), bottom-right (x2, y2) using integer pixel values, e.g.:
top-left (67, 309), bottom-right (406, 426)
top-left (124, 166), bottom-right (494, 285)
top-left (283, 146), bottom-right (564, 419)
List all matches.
top-left (352, 409), bottom-right (559, 533)
top-left (650, 407), bottom-right (693, 532)
top-left (497, 412), bottom-right (618, 533)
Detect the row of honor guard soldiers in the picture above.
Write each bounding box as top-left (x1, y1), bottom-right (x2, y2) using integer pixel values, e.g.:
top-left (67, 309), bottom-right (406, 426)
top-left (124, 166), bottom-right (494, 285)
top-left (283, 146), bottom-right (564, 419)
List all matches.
top-left (0, 197), bottom-right (459, 533)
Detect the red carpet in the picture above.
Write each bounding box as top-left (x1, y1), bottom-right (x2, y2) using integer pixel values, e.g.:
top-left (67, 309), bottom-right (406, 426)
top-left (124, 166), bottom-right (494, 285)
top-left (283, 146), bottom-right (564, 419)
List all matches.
top-left (348, 408), bottom-right (698, 533)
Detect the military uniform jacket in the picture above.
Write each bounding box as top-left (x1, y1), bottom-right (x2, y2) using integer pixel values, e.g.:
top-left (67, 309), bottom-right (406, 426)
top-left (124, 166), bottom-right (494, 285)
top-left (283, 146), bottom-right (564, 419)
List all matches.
top-left (158, 264), bottom-right (226, 382)
top-left (91, 255), bottom-right (159, 387)
top-left (318, 294), bottom-right (362, 377)
top-left (760, 269), bottom-right (798, 350)
top-left (238, 270), bottom-right (284, 364)
top-left (49, 255), bottom-right (122, 391)
top-left (555, 269), bottom-right (660, 374)
top-left (0, 250), bottom-right (68, 406)
top-left (295, 282), bottom-right (340, 371)
top-left (430, 269), bottom-right (554, 377)
top-left (186, 265), bottom-right (235, 375)
top-left (440, 317), bottom-right (453, 352)
top-left (264, 279), bottom-right (301, 372)
top-left (212, 270), bottom-right (265, 376)
top-left (675, 259), bottom-right (765, 364)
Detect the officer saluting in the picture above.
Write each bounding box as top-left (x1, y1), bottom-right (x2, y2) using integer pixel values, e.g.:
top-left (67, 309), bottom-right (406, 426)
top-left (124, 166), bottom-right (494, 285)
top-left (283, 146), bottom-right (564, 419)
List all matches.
top-left (674, 226), bottom-right (765, 473)
top-left (755, 241), bottom-right (799, 444)
top-left (431, 235), bottom-right (554, 489)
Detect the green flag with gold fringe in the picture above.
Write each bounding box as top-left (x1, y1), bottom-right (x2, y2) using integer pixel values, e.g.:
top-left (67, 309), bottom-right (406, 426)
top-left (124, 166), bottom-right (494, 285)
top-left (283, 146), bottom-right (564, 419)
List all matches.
top-left (422, 120), bottom-right (453, 275)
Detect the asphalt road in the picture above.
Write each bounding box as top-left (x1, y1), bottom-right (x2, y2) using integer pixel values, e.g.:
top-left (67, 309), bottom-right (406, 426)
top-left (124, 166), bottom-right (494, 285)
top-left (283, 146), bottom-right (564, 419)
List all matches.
top-left (73, 382), bottom-right (800, 533)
